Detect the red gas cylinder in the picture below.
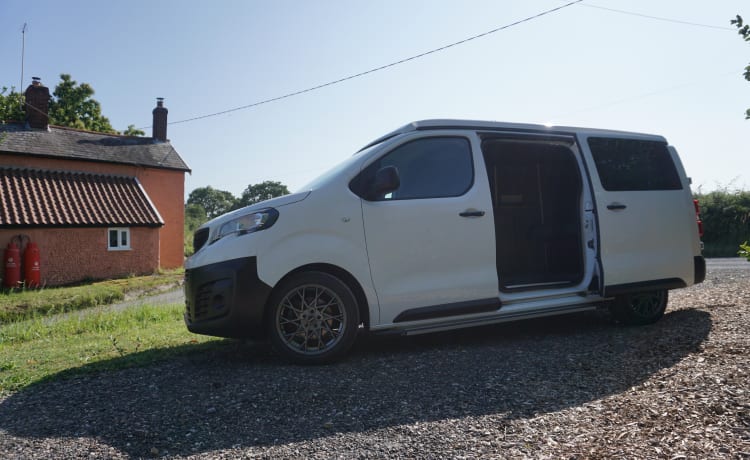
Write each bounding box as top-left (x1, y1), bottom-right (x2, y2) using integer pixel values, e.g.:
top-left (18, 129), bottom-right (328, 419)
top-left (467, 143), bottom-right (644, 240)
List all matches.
top-left (24, 242), bottom-right (41, 288)
top-left (3, 242), bottom-right (21, 288)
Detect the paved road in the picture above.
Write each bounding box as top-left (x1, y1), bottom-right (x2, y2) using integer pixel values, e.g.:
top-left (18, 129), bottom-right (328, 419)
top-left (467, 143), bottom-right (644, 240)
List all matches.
top-left (98, 258), bottom-right (748, 314)
top-left (705, 257), bottom-right (750, 271)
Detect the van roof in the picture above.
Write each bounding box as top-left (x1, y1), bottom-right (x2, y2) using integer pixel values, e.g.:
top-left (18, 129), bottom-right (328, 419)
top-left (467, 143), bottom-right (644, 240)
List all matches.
top-left (359, 119), bottom-right (667, 152)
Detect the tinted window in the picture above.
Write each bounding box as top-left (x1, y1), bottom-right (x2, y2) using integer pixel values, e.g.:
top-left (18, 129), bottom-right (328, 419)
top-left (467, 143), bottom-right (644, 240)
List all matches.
top-left (350, 137), bottom-right (473, 201)
top-left (588, 137), bottom-right (682, 191)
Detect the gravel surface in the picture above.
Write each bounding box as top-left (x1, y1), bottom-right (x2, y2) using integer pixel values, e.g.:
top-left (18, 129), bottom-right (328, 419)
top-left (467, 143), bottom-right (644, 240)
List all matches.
top-left (1, 259), bottom-right (748, 459)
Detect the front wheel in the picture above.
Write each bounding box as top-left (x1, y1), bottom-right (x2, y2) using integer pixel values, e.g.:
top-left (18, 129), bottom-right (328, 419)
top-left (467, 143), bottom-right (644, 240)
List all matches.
top-left (611, 289), bottom-right (668, 325)
top-left (267, 271), bottom-right (359, 364)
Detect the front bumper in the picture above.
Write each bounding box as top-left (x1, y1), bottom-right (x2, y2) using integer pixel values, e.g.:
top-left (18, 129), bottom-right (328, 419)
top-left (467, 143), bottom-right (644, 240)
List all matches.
top-left (184, 256), bottom-right (272, 338)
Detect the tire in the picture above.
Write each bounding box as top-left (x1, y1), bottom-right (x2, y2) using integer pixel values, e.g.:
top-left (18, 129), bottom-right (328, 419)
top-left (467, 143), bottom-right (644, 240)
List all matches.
top-left (611, 289), bottom-right (668, 326)
top-left (267, 271), bottom-right (359, 364)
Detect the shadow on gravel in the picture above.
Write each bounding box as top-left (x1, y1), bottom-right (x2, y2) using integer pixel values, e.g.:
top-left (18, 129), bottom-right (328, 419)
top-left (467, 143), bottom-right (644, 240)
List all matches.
top-left (0, 308), bottom-right (711, 457)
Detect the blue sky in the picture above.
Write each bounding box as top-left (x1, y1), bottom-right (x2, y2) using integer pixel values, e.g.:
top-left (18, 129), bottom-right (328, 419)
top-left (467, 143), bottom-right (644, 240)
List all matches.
top-left (1, 0), bottom-right (748, 197)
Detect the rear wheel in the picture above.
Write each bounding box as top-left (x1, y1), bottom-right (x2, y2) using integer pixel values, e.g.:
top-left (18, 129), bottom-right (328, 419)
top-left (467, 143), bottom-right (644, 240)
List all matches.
top-left (267, 271), bottom-right (359, 364)
top-left (611, 289), bottom-right (668, 325)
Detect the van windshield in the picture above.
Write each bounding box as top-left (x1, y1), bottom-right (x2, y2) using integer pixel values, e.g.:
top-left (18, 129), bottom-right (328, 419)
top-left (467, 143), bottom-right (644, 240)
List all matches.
top-left (295, 151), bottom-right (365, 192)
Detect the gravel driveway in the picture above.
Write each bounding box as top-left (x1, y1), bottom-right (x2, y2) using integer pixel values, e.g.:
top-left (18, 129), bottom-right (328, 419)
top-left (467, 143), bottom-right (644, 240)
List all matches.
top-left (0, 259), bottom-right (748, 459)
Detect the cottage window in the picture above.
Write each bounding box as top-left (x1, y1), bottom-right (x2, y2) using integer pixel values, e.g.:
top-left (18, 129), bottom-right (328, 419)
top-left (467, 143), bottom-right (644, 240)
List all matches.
top-left (108, 228), bottom-right (131, 251)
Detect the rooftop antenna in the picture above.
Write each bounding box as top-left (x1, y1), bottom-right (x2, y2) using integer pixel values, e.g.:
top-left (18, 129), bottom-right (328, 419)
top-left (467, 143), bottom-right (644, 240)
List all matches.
top-left (20, 23), bottom-right (27, 91)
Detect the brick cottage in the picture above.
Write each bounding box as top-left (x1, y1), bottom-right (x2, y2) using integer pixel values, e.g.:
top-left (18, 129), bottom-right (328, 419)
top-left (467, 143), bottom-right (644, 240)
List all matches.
top-left (0, 78), bottom-right (190, 286)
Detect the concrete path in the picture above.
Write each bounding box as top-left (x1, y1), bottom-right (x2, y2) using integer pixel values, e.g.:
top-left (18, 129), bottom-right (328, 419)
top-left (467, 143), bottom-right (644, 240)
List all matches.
top-left (39, 286), bottom-right (184, 324)
top-left (106, 287), bottom-right (185, 313)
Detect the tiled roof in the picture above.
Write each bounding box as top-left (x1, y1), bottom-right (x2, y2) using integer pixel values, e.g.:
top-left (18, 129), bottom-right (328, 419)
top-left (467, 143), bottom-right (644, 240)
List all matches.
top-left (0, 123), bottom-right (190, 172)
top-left (0, 167), bottom-right (163, 227)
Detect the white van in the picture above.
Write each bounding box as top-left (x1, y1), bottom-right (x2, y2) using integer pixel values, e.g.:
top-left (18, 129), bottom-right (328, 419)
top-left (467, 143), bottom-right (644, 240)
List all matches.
top-left (184, 120), bottom-right (705, 363)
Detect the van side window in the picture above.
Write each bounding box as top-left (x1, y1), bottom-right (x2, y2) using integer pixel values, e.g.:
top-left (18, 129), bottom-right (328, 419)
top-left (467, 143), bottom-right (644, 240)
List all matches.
top-left (588, 137), bottom-right (682, 191)
top-left (350, 137), bottom-right (473, 201)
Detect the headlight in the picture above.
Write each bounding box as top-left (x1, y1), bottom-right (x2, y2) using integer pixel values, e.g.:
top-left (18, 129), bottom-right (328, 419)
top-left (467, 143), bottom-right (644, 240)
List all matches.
top-left (212, 208), bottom-right (279, 243)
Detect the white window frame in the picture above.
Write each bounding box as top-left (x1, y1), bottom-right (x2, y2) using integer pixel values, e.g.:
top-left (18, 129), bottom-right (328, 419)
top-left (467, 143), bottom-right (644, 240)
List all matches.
top-left (107, 227), bottom-right (131, 251)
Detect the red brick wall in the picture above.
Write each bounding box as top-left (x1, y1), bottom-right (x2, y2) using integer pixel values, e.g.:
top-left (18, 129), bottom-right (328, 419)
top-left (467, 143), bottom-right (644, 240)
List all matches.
top-left (135, 167), bottom-right (185, 268)
top-left (0, 155), bottom-right (185, 269)
top-left (0, 227), bottom-right (159, 286)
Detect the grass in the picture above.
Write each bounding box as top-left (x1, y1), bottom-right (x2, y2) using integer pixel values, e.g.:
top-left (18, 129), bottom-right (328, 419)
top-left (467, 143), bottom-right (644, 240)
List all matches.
top-left (0, 270), bottom-right (226, 396)
top-left (0, 270), bottom-right (184, 324)
top-left (0, 302), bottom-right (220, 395)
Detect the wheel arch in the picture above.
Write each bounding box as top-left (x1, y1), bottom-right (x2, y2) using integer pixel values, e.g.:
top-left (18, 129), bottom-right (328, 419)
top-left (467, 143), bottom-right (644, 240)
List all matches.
top-left (264, 263), bottom-right (372, 330)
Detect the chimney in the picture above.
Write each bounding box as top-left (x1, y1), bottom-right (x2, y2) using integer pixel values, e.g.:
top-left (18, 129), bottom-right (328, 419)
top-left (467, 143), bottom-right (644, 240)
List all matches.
top-left (24, 77), bottom-right (50, 130)
top-left (152, 97), bottom-right (168, 141)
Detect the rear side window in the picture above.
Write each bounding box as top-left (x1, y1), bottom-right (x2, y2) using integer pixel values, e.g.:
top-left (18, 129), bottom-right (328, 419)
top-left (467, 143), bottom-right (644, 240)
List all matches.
top-left (350, 136), bottom-right (474, 201)
top-left (588, 137), bottom-right (682, 191)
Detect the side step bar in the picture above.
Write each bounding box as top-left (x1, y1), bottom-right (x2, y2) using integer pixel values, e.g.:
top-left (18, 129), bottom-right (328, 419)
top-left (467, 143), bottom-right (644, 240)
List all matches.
top-left (375, 302), bottom-right (601, 337)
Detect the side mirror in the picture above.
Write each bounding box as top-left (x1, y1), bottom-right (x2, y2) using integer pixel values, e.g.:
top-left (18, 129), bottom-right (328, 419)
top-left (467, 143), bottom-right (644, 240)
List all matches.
top-left (373, 165), bottom-right (400, 198)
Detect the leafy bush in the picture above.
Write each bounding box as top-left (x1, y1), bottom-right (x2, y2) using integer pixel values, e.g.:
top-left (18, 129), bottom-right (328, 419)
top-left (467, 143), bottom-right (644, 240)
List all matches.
top-left (694, 189), bottom-right (750, 257)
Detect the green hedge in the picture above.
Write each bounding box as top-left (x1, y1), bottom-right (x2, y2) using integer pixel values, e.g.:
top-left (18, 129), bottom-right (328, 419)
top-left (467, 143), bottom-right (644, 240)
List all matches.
top-left (694, 190), bottom-right (750, 257)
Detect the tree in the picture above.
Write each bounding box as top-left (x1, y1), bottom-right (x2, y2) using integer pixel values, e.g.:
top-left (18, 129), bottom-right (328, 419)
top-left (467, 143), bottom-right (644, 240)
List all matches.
top-left (0, 87), bottom-right (24, 122)
top-left (122, 124), bottom-right (145, 136)
top-left (237, 180), bottom-right (290, 208)
top-left (731, 15), bottom-right (750, 261)
top-left (187, 186), bottom-right (238, 219)
top-left (3, 75), bottom-right (141, 134)
top-left (731, 15), bottom-right (750, 119)
top-left (48, 74), bottom-right (116, 133)
top-left (184, 203), bottom-right (208, 256)
top-left (183, 181), bottom-right (289, 255)
top-left (185, 202), bottom-right (208, 223)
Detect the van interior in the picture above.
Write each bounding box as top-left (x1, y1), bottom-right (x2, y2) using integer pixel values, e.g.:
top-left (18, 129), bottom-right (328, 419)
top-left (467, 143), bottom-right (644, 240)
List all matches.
top-left (481, 138), bottom-right (584, 291)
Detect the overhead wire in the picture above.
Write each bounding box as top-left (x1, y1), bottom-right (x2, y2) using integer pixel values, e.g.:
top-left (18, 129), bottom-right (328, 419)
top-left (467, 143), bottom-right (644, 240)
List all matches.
top-left (551, 69), bottom-right (739, 120)
top-left (139, 0), bottom-right (584, 129)
top-left (578, 3), bottom-right (735, 31)
top-left (18, 1), bottom-right (732, 131)
top-left (553, 3), bottom-right (738, 117)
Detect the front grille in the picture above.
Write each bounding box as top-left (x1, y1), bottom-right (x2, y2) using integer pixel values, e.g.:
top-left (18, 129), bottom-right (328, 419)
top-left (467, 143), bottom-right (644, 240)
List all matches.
top-left (193, 283), bottom-right (213, 321)
top-left (193, 228), bottom-right (209, 252)
top-left (185, 272), bottom-right (230, 324)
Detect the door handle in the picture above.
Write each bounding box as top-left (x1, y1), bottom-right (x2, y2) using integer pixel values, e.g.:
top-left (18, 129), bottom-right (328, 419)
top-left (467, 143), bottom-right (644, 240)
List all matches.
top-left (607, 203), bottom-right (627, 210)
top-left (459, 210), bottom-right (485, 217)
